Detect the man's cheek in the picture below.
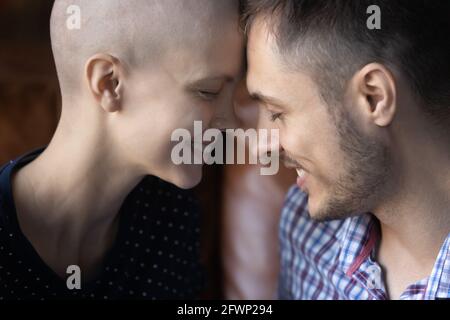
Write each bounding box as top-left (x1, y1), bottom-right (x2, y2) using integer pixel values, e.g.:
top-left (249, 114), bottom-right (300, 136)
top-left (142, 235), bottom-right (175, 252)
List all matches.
top-left (282, 133), bottom-right (304, 159)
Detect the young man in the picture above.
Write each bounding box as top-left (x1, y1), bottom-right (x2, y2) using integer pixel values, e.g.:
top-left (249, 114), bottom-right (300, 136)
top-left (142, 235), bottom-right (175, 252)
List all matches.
top-left (243, 0), bottom-right (450, 299)
top-left (0, 0), bottom-right (243, 300)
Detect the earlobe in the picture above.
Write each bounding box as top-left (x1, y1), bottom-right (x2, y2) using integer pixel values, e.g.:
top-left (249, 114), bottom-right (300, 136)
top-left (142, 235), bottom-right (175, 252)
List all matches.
top-left (101, 89), bottom-right (120, 113)
top-left (357, 63), bottom-right (397, 127)
top-left (85, 54), bottom-right (123, 113)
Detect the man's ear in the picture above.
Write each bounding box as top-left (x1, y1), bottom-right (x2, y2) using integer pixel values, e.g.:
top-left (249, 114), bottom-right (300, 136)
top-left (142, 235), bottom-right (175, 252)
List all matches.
top-left (352, 63), bottom-right (397, 127)
top-left (85, 54), bottom-right (124, 113)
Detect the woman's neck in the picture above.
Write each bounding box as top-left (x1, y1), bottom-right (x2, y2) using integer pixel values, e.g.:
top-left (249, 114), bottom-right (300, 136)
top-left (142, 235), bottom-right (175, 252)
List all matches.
top-left (12, 125), bottom-right (144, 278)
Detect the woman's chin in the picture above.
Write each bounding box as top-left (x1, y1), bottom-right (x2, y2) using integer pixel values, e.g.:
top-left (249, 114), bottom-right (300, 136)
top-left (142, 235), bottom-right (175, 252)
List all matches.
top-left (171, 164), bottom-right (203, 190)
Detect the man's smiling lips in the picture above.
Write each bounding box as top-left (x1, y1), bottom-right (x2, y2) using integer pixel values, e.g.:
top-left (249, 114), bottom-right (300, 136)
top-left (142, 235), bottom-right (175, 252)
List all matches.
top-left (284, 160), bottom-right (308, 190)
top-left (296, 168), bottom-right (307, 189)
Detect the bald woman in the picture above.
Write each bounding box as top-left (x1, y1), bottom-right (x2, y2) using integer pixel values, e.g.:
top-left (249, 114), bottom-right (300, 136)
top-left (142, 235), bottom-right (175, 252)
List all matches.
top-left (0, 0), bottom-right (243, 300)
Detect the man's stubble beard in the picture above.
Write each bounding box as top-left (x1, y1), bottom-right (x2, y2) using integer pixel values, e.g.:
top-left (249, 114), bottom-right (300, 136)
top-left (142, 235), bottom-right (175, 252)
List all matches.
top-left (312, 105), bottom-right (395, 222)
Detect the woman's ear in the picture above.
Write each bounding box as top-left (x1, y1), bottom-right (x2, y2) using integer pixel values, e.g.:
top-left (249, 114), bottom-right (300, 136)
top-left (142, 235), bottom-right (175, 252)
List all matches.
top-left (352, 63), bottom-right (397, 127)
top-left (85, 54), bottom-right (123, 113)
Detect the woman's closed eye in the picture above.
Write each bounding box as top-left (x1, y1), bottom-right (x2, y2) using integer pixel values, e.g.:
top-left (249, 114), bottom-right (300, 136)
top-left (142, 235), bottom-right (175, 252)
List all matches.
top-left (197, 89), bottom-right (221, 101)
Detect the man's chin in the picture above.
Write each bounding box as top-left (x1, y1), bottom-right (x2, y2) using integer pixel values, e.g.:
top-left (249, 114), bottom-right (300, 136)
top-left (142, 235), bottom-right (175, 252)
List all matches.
top-left (307, 195), bottom-right (356, 222)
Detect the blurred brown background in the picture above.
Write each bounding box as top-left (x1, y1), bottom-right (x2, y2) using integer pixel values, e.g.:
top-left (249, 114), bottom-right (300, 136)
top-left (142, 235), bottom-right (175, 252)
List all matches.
top-left (0, 0), bottom-right (60, 164)
top-left (0, 0), bottom-right (296, 300)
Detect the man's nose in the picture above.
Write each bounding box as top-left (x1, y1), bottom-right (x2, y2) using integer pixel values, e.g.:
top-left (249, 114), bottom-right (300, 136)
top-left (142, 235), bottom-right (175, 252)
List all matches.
top-left (248, 113), bottom-right (281, 162)
top-left (257, 132), bottom-right (281, 162)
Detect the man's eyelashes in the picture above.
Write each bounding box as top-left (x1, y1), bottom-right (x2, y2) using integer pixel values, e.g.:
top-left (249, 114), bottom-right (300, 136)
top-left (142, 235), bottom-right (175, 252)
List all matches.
top-left (269, 111), bottom-right (283, 122)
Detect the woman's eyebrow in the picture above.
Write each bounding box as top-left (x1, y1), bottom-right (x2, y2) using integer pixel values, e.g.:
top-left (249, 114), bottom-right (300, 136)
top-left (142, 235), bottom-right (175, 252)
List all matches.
top-left (201, 75), bottom-right (234, 82)
top-left (187, 75), bottom-right (235, 89)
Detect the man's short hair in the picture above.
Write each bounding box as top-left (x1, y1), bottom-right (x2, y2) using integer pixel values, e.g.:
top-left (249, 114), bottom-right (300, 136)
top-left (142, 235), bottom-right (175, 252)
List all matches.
top-left (242, 0), bottom-right (450, 126)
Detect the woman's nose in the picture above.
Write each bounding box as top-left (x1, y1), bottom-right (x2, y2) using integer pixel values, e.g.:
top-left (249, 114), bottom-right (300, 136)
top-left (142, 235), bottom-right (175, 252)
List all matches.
top-left (232, 79), bottom-right (259, 130)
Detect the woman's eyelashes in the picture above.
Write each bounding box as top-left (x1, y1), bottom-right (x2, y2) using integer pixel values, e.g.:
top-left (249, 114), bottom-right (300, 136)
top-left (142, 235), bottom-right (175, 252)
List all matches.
top-left (196, 89), bottom-right (221, 101)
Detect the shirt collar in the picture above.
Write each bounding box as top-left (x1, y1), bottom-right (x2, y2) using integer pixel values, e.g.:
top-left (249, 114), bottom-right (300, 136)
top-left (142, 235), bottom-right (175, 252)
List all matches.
top-left (424, 233), bottom-right (450, 299)
top-left (336, 212), bottom-right (450, 299)
top-left (336, 212), bottom-right (379, 276)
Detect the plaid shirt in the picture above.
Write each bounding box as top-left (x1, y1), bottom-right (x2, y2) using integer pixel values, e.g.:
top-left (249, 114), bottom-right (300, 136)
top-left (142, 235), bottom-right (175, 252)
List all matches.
top-left (279, 186), bottom-right (450, 300)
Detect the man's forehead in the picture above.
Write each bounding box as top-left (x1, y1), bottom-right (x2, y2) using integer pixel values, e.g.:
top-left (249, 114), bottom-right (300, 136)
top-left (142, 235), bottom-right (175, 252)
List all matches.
top-left (246, 24), bottom-right (283, 92)
top-left (247, 16), bottom-right (279, 52)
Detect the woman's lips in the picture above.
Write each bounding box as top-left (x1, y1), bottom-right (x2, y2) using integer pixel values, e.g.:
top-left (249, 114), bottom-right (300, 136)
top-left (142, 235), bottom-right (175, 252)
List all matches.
top-left (296, 168), bottom-right (307, 190)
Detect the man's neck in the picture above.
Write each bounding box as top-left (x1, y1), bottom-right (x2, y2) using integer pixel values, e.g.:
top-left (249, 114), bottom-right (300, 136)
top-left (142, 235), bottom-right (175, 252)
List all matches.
top-left (374, 132), bottom-right (450, 299)
top-left (12, 123), bottom-right (143, 278)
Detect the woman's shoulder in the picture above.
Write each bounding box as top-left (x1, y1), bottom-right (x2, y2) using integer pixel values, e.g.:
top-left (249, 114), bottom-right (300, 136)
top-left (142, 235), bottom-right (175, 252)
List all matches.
top-left (124, 176), bottom-right (202, 231)
top-left (120, 176), bottom-right (204, 287)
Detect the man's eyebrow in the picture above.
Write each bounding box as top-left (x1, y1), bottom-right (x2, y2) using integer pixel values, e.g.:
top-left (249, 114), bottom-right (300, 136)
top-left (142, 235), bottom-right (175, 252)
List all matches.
top-left (250, 91), bottom-right (285, 107)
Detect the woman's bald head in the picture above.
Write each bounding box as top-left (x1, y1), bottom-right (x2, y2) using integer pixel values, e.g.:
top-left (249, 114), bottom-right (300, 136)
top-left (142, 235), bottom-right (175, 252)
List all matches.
top-left (49, 0), bottom-right (244, 187)
top-left (50, 0), bottom-right (240, 96)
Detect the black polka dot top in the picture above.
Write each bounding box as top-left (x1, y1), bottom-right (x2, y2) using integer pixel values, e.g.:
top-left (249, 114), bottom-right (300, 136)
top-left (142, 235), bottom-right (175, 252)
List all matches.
top-left (0, 148), bottom-right (205, 300)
